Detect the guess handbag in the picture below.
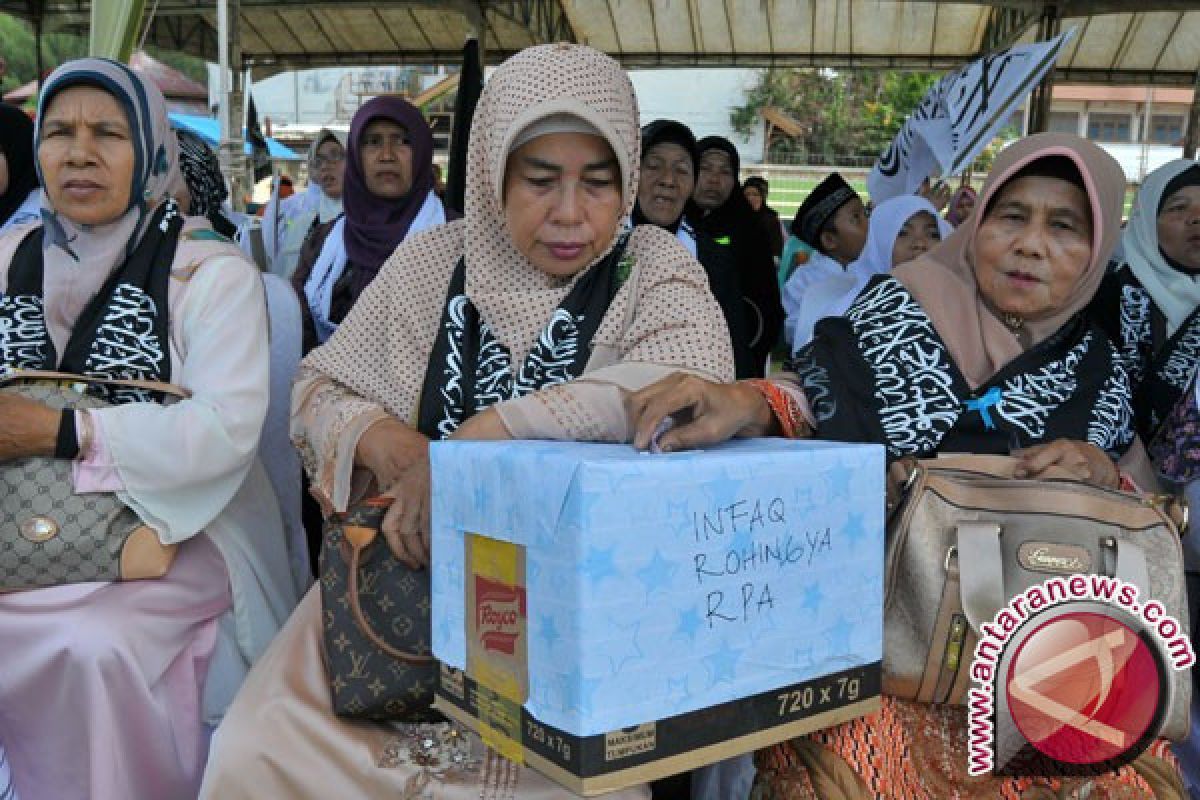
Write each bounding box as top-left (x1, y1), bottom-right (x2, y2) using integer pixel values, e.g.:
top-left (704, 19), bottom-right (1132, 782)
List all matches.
top-left (0, 369), bottom-right (185, 590)
top-left (319, 496), bottom-right (440, 721)
top-left (885, 454), bottom-right (1191, 740)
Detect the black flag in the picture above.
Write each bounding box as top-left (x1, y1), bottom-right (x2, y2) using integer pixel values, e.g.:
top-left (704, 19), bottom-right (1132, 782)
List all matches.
top-left (246, 90), bottom-right (272, 182)
top-left (446, 38), bottom-right (482, 214)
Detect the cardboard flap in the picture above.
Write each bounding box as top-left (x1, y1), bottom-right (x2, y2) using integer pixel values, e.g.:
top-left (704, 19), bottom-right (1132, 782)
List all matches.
top-left (431, 441), bottom-right (591, 545)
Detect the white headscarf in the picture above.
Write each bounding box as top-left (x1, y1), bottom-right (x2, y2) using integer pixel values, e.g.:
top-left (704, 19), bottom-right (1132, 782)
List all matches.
top-left (793, 195), bottom-right (951, 348)
top-left (1123, 159), bottom-right (1200, 337)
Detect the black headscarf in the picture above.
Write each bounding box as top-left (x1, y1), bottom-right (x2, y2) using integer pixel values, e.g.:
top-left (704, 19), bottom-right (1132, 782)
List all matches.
top-left (686, 136), bottom-right (784, 376)
top-left (0, 103), bottom-right (38, 227)
top-left (631, 119), bottom-right (696, 233)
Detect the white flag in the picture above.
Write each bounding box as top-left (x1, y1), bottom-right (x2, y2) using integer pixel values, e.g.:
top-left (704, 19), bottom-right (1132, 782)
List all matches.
top-left (868, 29), bottom-right (1076, 204)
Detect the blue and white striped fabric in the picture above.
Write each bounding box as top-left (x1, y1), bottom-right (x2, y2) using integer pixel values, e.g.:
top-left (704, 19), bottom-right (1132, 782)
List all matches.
top-left (0, 743), bottom-right (19, 800)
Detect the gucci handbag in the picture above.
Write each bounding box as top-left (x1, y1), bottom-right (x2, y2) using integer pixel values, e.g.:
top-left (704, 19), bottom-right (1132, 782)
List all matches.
top-left (1, 370), bottom-right (185, 591)
top-left (885, 454), bottom-right (1191, 740)
top-left (319, 496), bottom-right (440, 721)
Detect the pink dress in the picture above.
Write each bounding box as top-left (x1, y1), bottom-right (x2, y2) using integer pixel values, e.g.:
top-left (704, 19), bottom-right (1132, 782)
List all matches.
top-left (0, 534), bottom-right (231, 800)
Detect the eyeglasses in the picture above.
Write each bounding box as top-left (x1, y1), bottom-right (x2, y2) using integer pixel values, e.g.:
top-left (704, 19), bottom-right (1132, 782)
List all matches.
top-left (312, 151), bottom-right (345, 169)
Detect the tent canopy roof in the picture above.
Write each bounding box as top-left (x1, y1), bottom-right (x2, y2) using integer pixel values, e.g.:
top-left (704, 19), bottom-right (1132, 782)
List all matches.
top-left (3, 1), bottom-right (1197, 86)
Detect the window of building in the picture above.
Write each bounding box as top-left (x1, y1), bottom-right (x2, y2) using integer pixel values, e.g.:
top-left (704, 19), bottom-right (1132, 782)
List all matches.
top-left (1048, 111), bottom-right (1080, 135)
top-left (1149, 114), bottom-right (1185, 145)
top-left (1087, 113), bottom-right (1132, 143)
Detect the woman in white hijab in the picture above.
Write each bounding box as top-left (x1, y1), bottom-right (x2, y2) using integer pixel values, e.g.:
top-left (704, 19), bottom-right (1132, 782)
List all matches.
top-left (1090, 159), bottom-right (1200, 449)
top-left (261, 129), bottom-right (347, 278)
top-left (790, 194), bottom-right (951, 350)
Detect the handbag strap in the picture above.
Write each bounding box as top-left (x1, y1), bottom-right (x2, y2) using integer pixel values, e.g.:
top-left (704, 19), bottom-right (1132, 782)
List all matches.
top-left (342, 504), bottom-right (435, 665)
top-left (956, 521), bottom-right (1152, 633)
top-left (0, 368), bottom-right (190, 399)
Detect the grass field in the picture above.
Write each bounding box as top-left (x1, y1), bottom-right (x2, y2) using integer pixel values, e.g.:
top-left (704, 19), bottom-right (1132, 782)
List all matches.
top-left (761, 175), bottom-right (1137, 220)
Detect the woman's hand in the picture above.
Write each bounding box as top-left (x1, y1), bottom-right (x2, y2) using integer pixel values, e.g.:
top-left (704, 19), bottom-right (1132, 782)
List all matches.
top-left (449, 407), bottom-right (511, 441)
top-left (1013, 439), bottom-right (1119, 488)
top-left (626, 373), bottom-right (779, 453)
top-left (378, 458), bottom-right (431, 570)
top-left (355, 416), bottom-right (430, 491)
top-left (355, 417), bottom-right (432, 568)
top-left (0, 393), bottom-right (60, 462)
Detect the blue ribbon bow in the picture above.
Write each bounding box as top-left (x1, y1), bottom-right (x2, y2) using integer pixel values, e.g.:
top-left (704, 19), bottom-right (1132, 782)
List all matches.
top-left (965, 387), bottom-right (1004, 431)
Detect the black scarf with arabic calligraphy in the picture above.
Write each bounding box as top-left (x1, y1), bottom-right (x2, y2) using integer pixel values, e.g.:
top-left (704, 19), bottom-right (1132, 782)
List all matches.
top-left (0, 202), bottom-right (180, 404)
top-left (785, 274), bottom-right (1135, 461)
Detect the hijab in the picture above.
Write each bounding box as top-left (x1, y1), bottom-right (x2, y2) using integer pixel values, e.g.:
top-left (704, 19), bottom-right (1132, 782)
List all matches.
top-left (175, 128), bottom-right (228, 216)
top-left (893, 133), bottom-right (1127, 388)
top-left (686, 136), bottom-right (751, 238)
top-left (0, 103), bottom-right (37, 227)
top-left (462, 43), bottom-right (639, 360)
top-left (342, 96), bottom-right (435, 279)
top-left (1123, 160), bottom-right (1200, 336)
top-left (631, 118), bottom-right (696, 234)
top-left (945, 185), bottom-right (978, 227)
top-left (301, 43), bottom-right (732, 432)
top-left (33, 59), bottom-right (181, 351)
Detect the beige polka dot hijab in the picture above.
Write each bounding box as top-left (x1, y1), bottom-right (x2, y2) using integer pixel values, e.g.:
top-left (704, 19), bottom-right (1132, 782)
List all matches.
top-left (300, 43), bottom-right (733, 430)
top-left (463, 42), bottom-right (641, 361)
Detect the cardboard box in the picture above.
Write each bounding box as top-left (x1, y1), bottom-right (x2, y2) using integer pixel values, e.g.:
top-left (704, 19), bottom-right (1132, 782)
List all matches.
top-left (430, 439), bottom-right (885, 794)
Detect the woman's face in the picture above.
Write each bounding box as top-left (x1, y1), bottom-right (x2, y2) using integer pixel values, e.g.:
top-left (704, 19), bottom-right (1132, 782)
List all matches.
top-left (637, 141), bottom-right (693, 228)
top-left (1157, 184), bottom-right (1200, 271)
top-left (743, 185), bottom-right (763, 211)
top-left (503, 131), bottom-right (623, 279)
top-left (38, 85), bottom-right (135, 226)
top-left (360, 118), bottom-right (412, 200)
top-left (693, 149), bottom-right (736, 211)
top-left (973, 174), bottom-right (1093, 320)
top-left (890, 210), bottom-right (941, 267)
top-left (311, 137), bottom-right (345, 199)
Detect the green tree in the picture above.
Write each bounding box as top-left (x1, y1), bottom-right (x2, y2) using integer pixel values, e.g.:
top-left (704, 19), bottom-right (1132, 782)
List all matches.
top-left (732, 68), bottom-right (939, 164)
top-left (0, 12), bottom-right (207, 94)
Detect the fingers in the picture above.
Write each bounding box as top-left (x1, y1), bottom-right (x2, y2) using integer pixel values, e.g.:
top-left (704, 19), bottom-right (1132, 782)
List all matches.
top-left (378, 484), bottom-right (430, 570)
top-left (627, 373), bottom-right (704, 450)
top-left (1014, 439), bottom-right (1090, 481)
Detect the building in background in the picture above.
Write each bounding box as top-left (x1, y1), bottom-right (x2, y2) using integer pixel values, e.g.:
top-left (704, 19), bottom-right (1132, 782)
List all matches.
top-left (1046, 85), bottom-right (1192, 181)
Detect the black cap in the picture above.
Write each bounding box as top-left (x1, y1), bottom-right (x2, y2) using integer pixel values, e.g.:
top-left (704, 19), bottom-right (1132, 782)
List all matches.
top-left (791, 172), bottom-right (858, 247)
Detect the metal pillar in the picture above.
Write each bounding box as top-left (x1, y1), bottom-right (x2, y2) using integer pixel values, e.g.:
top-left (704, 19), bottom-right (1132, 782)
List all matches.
top-left (1185, 70), bottom-right (1200, 160)
top-left (1026, 5), bottom-right (1061, 135)
top-left (216, 0), bottom-right (248, 209)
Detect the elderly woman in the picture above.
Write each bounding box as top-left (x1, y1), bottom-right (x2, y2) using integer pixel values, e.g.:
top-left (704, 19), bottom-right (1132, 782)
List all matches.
top-left (262, 128), bottom-right (346, 278)
top-left (0, 102), bottom-right (39, 235)
top-left (199, 43), bottom-right (732, 798)
top-left (0, 59), bottom-right (297, 799)
top-left (293, 96), bottom-right (450, 353)
top-left (1090, 160), bottom-right (1200, 452)
top-left (627, 134), bottom-right (1184, 798)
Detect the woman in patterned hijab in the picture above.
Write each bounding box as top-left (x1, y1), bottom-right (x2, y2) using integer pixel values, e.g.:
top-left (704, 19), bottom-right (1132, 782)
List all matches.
top-left (0, 57), bottom-right (296, 800)
top-left (175, 128), bottom-right (238, 238)
top-left (199, 43), bottom-right (732, 799)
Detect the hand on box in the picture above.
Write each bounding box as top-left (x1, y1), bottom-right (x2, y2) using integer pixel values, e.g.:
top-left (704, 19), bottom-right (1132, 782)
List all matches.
top-left (626, 373), bottom-right (777, 453)
top-left (1012, 438), bottom-right (1119, 488)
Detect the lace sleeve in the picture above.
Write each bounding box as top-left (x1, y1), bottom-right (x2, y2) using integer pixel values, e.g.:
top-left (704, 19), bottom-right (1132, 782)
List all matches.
top-left (290, 366), bottom-right (390, 513)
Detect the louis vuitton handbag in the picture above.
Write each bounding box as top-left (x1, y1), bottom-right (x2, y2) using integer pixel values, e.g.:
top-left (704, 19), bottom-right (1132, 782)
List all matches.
top-left (885, 454), bottom-right (1191, 740)
top-left (319, 496), bottom-right (441, 721)
top-left (1, 369), bottom-right (184, 590)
